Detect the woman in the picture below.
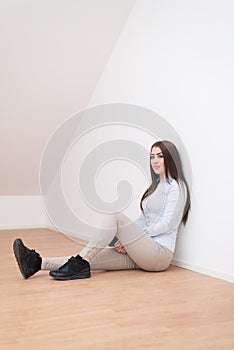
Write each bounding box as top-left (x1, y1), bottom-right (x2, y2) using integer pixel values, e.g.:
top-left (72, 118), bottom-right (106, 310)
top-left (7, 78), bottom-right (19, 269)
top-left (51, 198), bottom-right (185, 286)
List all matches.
top-left (13, 140), bottom-right (191, 281)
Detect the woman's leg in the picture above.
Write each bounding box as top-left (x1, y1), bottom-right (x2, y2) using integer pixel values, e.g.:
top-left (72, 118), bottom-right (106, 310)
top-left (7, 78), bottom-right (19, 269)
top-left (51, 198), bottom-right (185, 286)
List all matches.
top-left (77, 213), bottom-right (173, 272)
top-left (42, 249), bottom-right (139, 271)
top-left (41, 256), bottom-right (70, 271)
top-left (43, 212), bottom-right (173, 274)
top-left (13, 213), bottom-right (173, 279)
top-left (89, 247), bottom-right (139, 271)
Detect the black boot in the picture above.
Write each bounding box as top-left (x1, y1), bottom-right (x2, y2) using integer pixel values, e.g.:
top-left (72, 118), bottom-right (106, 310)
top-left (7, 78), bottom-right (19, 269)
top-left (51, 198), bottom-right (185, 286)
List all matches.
top-left (49, 255), bottom-right (90, 280)
top-left (13, 238), bottom-right (42, 279)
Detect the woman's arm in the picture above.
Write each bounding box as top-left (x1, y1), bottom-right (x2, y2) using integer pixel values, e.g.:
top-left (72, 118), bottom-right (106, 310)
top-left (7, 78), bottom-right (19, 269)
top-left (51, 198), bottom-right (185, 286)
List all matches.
top-left (148, 182), bottom-right (186, 236)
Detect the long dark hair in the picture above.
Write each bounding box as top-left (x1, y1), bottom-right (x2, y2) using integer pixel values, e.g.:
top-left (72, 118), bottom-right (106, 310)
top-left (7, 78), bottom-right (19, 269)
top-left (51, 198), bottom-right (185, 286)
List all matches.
top-left (140, 140), bottom-right (191, 225)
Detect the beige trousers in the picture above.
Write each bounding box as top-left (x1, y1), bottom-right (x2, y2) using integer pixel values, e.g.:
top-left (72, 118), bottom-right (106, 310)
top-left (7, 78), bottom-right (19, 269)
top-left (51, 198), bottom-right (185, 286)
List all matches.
top-left (42, 213), bottom-right (174, 272)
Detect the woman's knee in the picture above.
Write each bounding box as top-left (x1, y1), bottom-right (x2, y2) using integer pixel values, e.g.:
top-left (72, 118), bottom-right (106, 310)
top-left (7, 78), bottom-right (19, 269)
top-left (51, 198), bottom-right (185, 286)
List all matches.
top-left (116, 212), bottom-right (131, 227)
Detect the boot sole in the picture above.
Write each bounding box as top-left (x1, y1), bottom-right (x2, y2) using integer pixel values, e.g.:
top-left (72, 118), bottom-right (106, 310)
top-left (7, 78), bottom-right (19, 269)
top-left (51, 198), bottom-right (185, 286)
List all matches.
top-left (49, 271), bottom-right (91, 281)
top-left (13, 239), bottom-right (28, 279)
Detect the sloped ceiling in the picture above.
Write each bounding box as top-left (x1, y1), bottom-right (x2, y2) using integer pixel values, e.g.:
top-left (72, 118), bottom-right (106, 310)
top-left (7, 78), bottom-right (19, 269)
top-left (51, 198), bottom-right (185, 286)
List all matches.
top-left (0, 0), bottom-right (135, 195)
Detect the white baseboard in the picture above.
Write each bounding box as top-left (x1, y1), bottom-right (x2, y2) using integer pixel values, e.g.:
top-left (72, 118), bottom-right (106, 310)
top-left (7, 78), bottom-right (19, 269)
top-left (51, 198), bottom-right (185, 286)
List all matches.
top-left (44, 224), bottom-right (59, 232)
top-left (0, 224), bottom-right (46, 230)
top-left (172, 258), bottom-right (234, 283)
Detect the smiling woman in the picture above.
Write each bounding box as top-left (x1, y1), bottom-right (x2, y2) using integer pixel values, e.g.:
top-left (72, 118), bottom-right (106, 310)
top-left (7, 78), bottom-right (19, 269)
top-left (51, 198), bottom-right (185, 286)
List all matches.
top-left (13, 140), bottom-right (191, 281)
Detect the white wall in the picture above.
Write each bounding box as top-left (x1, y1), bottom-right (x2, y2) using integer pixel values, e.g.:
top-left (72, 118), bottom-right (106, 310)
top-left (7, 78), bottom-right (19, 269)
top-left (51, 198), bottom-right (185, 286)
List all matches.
top-left (88, 0), bottom-right (234, 282)
top-left (0, 2), bottom-right (135, 231)
top-left (0, 196), bottom-right (46, 229)
top-left (0, 0), bottom-right (135, 195)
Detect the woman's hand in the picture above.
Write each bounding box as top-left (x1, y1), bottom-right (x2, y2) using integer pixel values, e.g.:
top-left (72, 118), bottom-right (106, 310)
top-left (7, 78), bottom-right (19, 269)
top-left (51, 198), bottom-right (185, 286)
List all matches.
top-left (114, 240), bottom-right (127, 254)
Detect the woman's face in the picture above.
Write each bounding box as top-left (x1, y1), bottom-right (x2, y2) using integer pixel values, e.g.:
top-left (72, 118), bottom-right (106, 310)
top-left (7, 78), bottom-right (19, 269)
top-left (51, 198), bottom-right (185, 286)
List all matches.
top-left (150, 146), bottom-right (166, 180)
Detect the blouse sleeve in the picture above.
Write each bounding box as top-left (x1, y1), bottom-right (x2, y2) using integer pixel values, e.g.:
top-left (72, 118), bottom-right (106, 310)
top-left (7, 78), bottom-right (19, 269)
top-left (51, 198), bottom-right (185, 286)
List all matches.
top-left (148, 182), bottom-right (186, 236)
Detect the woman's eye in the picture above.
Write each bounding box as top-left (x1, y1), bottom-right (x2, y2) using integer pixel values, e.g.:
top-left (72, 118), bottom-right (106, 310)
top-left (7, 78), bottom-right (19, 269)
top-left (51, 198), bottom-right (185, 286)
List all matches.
top-left (150, 155), bottom-right (154, 159)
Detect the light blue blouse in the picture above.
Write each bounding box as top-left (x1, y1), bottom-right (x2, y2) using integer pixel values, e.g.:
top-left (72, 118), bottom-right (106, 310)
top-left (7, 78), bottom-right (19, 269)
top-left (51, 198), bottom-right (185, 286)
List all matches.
top-left (134, 177), bottom-right (187, 252)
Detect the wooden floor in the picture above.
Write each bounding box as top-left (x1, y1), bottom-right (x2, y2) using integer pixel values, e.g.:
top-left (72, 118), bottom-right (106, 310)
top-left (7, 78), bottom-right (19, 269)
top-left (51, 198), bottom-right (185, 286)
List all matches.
top-left (1, 229), bottom-right (234, 350)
